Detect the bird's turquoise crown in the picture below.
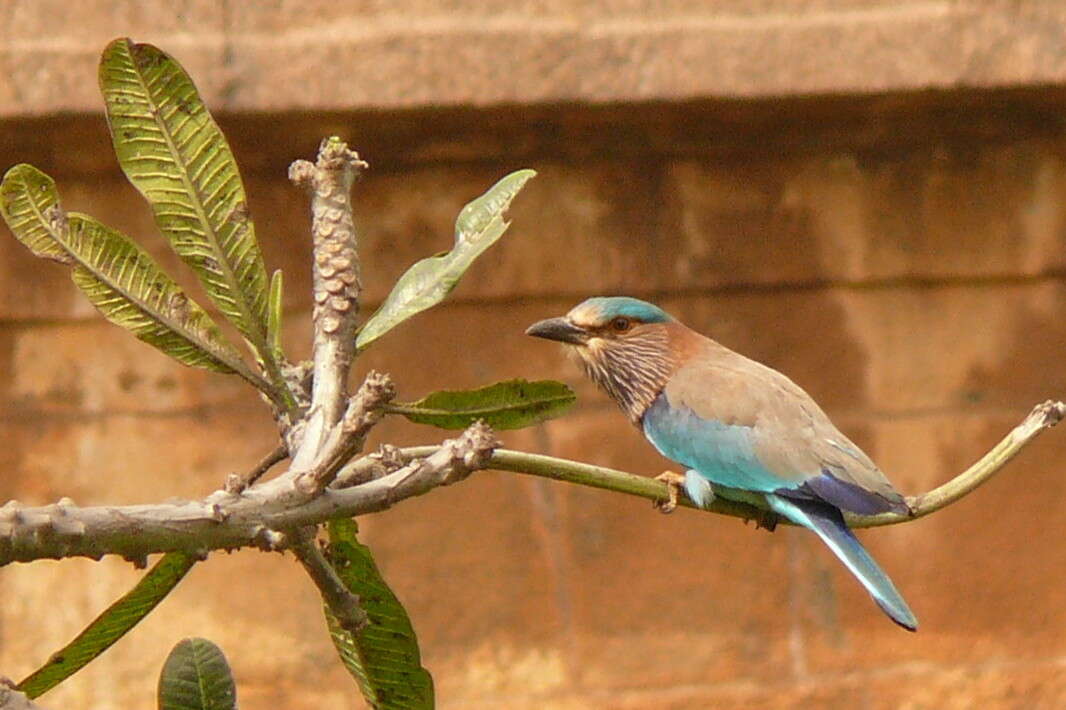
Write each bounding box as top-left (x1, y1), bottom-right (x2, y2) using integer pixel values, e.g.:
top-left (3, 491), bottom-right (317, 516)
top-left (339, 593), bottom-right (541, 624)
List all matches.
top-left (572, 296), bottom-right (674, 325)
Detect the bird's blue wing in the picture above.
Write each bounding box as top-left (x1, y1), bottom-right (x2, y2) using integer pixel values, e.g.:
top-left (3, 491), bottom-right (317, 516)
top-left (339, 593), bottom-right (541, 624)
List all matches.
top-left (642, 393), bottom-right (785, 493)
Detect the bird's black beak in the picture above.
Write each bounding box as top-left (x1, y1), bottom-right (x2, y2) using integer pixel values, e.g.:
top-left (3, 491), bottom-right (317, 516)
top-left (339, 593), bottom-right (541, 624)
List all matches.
top-left (525, 317), bottom-right (588, 345)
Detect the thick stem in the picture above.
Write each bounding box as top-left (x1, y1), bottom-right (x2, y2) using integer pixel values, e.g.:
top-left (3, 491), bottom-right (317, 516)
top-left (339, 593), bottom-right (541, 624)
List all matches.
top-left (0, 422), bottom-right (498, 566)
top-left (288, 138), bottom-right (368, 468)
top-left (293, 372), bottom-right (396, 495)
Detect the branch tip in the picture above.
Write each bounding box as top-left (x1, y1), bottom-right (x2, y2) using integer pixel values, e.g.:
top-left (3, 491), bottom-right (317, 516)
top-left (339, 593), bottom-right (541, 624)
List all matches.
top-left (287, 159), bottom-right (315, 190)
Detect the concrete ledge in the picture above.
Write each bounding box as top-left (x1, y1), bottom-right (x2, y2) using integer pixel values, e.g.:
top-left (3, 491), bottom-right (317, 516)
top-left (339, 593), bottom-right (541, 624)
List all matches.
top-left (2, 2), bottom-right (1066, 116)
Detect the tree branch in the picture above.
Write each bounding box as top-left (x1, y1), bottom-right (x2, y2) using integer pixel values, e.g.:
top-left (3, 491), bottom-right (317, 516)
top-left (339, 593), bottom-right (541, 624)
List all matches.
top-left (288, 138), bottom-right (367, 467)
top-left (394, 399), bottom-right (1066, 529)
top-left (1, 400), bottom-right (1058, 566)
top-left (225, 444), bottom-right (290, 494)
top-left (290, 529), bottom-right (368, 634)
top-left (0, 422), bottom-right (498, 567)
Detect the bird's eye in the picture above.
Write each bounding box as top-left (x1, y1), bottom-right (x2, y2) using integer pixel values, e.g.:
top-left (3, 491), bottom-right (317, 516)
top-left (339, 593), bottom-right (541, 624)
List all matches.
top-left (610, 317), bottom-right (632, 333)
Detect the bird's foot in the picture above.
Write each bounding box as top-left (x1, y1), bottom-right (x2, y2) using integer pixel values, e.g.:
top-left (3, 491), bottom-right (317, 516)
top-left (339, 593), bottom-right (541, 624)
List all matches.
top-left (654, 471), bottom-right (687, 514)
top-left (755, 510), bottom-right (780, 532)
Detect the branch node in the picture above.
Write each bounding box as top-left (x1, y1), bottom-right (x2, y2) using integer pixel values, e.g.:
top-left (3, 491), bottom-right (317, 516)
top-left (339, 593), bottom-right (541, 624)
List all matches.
top-left (287, 159), bottom-right (315, 190)
top-left (293, 372), bottom-right (396, 496)
top-left (1029, 399), bottom-right (1065, 431)
top-left (223, 474), bottom-right (244, 495)
top-left (254, 527), bottom-right (288, 551)
top-left (209, 503), bottom-right (228, 523)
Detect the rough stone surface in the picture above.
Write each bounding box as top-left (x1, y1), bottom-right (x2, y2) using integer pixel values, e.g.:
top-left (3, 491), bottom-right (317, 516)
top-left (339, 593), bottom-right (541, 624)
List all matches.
top-left (5, 2), bottom-right (1066, 115)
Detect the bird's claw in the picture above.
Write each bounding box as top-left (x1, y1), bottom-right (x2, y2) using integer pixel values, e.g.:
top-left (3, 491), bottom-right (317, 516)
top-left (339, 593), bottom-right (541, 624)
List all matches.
top-left (755, 510), bottom-right (780, 532)
top-left (654, 471), bottom-right (687, 514)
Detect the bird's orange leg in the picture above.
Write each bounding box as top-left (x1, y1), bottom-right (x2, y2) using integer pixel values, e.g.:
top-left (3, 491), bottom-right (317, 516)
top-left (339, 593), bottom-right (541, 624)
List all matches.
top-left (654, 471), bottom-right (687, 514)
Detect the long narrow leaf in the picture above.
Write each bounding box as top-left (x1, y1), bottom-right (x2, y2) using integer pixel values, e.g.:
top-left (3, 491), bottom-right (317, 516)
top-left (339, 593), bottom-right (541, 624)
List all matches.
top-left (158, 638), bottom-right (236, 710)
top-left (356, 169), bottom-right (536, 351)
top-left (266, 269), bottom-right (285, 366)
top-left (18, 552), bottom-right (196, 699)
top-left (99, 38), bottom-right (271, 361)
top-left (325, 518), bottom-right (433, 709)
top-left (389, 378), bottom-right (575, 430)
top-left (0, 164), bottom-right (249, 375)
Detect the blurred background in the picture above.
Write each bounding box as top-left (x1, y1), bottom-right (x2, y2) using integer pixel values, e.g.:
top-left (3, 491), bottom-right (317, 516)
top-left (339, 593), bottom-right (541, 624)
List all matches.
top-left (3, 2), bottom-right (1066, 708)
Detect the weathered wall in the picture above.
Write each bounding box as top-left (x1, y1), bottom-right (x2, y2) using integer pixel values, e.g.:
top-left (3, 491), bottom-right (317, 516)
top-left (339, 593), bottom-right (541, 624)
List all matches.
top-left (3, 3), bottom-right (1066, 709)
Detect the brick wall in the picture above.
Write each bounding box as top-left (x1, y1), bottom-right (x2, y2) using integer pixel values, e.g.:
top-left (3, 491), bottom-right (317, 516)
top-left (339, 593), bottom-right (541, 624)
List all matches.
top-left (3, 4), bottom-right (1066, 709)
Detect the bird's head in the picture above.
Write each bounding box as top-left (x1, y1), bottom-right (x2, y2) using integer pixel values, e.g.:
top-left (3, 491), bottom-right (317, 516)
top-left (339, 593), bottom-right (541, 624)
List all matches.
top-left (526, 297), bottom-right (678, 421)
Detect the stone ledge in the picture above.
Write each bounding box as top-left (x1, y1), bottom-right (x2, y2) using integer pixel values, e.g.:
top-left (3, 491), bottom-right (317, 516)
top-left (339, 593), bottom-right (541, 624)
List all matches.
top-left (2, 2), bottom-right (1066, 116)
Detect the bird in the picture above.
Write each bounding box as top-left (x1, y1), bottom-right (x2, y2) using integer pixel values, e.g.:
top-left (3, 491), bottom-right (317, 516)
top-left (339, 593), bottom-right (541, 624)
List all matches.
top-left (526, 296), bottom-right (917, 631)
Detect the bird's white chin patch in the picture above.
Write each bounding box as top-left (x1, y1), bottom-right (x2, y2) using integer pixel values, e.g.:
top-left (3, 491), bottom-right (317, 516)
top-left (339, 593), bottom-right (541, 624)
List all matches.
top-left (563, 344), bottom-right (586, 366)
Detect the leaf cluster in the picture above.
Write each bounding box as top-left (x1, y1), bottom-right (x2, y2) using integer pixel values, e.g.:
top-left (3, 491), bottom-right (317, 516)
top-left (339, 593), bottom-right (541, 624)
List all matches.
top-left (0, 38), bottom-right (566, 708)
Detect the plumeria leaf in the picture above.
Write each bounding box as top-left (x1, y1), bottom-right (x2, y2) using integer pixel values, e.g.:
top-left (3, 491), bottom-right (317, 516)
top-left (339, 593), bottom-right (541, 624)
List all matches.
top-left (157, 638), bottom-right (237, 710)
top-left (356, 169), bottom-right (535, 351)
top-left (99, 38), bottom-right (271, 363)
top-left (0, 164), bottom-right (252, 375)
top-left (266, 269), bottom-right (285, 366)
top-left (389, 378), bottom-right (575, 430)
top-left (18, 552), bottom-right (196, 699)
top-left (324, 518), bottom-right (433, 710)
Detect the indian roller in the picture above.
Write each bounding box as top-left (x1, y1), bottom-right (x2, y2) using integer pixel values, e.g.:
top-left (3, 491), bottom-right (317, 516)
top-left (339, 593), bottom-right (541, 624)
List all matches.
top-left (526, 296), bottom-right (917, 631)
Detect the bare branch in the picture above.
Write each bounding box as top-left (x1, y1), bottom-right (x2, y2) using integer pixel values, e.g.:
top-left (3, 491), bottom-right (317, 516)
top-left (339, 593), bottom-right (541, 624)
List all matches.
top-left (2, 399), bottom-right (1056, 566)
top-left (225, 444), bottom-right (290, 494)
top-left (290, 529), bottom-right (368, 634)
top-left (0, 422), bottom-right (498, 567)
top-left (332, 445), bottom-right (407, 490)
top-left (395, 399), bottom-right (1066, 529)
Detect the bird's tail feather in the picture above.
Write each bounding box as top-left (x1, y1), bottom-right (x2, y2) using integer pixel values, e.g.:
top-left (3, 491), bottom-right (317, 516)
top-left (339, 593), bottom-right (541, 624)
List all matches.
top-left (766, 493), bottom-right (918, 631)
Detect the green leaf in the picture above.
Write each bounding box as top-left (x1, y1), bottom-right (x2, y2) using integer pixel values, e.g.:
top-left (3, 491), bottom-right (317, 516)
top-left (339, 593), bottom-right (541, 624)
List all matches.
top-left (356, 169), bottom-right (536, 351)
top-left (0, 164), bottom-right (249, 375)
top-left (266, 269), bottom-right (285, 365)
top-left (325, 518), bottom-right (433, 710)
top-left (99, 38), bottom-right (271, 360)
top-left (18, 552), bottom-right (196, 699)
top-left (389, 378), bottom-right (575, 430)
top-left (158, 638), bottom-right (236, 710)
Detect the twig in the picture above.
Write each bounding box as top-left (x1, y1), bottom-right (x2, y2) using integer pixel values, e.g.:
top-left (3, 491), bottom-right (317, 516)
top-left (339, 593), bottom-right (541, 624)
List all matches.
top-left (225, 444), bottom-right (290, 494)
top-left (0, 422), bottom-right (498, 566)
top-left (395, 399), bottom-right (1066, 529)
top-left (288, 138), bottom-right (368, 467)
top-left (290, 529), bottom-right (368, 634)
top-left (331, 445), bottom-right (407, 490)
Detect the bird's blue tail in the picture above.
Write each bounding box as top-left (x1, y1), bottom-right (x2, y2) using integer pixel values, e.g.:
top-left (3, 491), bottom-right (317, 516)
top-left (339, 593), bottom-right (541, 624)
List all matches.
top-left (767, 493), bottom-right (918, 631)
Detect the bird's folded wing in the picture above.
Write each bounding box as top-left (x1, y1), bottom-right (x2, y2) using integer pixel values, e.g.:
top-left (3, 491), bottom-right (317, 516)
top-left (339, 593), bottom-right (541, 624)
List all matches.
top-left (658, 341), bottom-right (906, 512)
